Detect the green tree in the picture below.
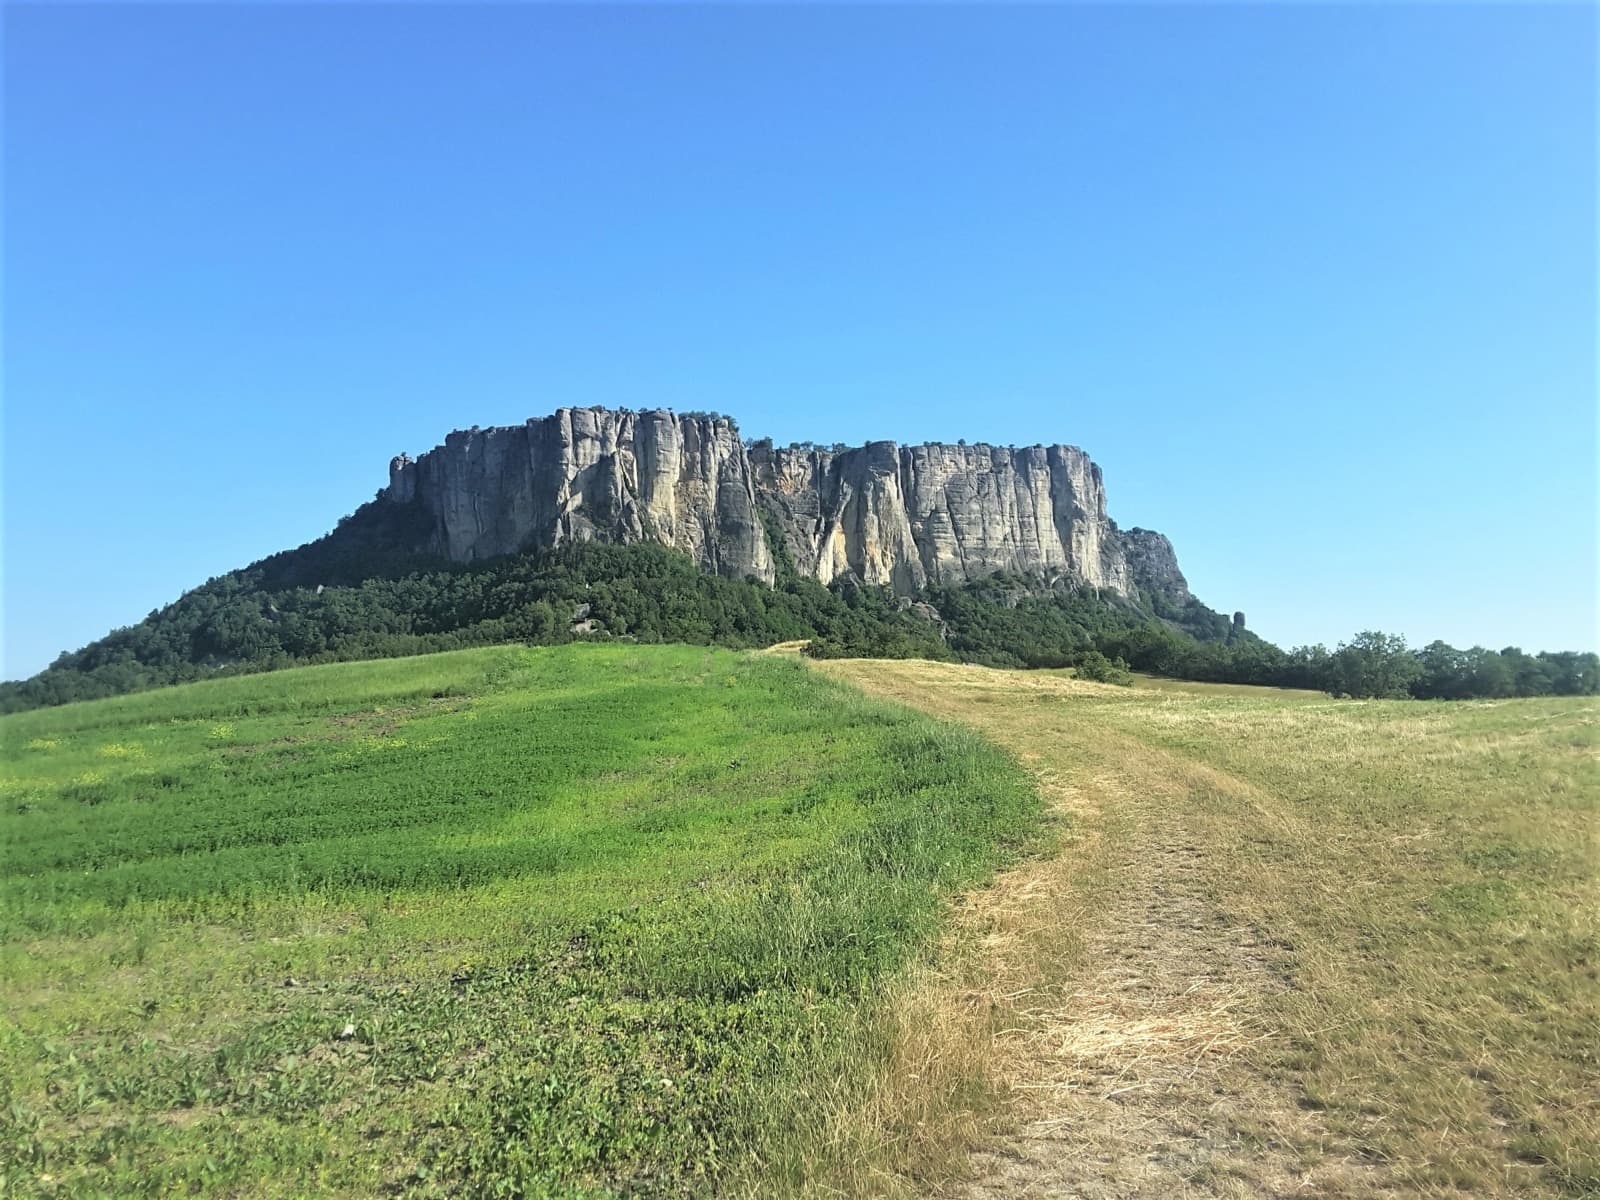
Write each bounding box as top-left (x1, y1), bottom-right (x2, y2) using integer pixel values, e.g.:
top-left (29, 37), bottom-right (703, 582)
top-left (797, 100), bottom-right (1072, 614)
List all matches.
top-left (1329, 631), bottom-right (1423, 699)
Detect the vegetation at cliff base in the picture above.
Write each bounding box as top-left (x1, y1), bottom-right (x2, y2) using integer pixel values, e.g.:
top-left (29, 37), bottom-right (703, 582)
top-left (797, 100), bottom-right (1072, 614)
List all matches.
top-left (2, 508), bottom-right (1592, 712)
top-left (0, 540), bottom-right (960, 713)
top-left (0, 644), bottom-right (1039, 1198)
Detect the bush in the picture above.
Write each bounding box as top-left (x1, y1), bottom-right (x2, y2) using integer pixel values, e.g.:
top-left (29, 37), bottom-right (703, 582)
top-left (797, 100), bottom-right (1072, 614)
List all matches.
top-left (1072, 649), bottom-right (1133, 686)
top-left (802, 638), bottom-right (844, 660)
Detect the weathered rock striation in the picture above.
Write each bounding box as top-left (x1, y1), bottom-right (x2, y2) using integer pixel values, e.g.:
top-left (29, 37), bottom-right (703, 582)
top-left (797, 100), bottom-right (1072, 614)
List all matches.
top-left (745, 440), bottom-right (1132, 594)
top-left (385, 409), bottom-right (773, 581)
top-left (381, 407), bottom-right (1191, 606)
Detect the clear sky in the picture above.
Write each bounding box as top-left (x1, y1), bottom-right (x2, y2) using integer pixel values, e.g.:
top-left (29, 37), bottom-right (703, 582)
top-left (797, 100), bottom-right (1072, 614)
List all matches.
top-left (4, 2), bottom-right (1596, 681)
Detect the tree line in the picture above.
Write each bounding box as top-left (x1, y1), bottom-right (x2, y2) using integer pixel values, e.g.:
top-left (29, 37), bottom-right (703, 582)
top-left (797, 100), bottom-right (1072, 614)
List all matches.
top-left (1088, 624), bottom-right (1595, 699)
top-left (863, 581), bottom-right (1596, 699)
top-left (0, 542), bottom-right (952, 712)
top-left (2, 514), bottom-right (1592, 712)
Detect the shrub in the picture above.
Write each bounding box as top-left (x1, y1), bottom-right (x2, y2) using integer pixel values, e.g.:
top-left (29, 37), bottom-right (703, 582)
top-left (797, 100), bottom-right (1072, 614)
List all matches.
top-left (1072, 649), bottom-right (1133, 686)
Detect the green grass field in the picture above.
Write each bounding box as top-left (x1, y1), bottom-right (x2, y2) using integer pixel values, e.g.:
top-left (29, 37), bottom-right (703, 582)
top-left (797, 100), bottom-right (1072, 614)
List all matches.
top-left (8, 644), bottom-right (1595, 1198)
top-left (0, 644), bottom-right (1039, 1198)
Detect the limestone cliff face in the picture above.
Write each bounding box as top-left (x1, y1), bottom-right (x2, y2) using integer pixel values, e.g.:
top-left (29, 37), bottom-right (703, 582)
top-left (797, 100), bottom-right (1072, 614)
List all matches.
top-left (382, 408), bottom-right (1186, 605)
top-left (1119, 527), bottom-right (1192, 606)
top-left (384, 408), bottom-right (773, 581)
top-left (746, 440), bottom-right (1133, 594)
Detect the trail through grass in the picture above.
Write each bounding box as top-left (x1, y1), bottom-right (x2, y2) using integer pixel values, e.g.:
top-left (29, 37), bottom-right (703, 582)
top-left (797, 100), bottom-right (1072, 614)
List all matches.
top-left (0, 644), bottom-right (1039, 1198)
top-left (819, 659), bottom-right (1598, 1198)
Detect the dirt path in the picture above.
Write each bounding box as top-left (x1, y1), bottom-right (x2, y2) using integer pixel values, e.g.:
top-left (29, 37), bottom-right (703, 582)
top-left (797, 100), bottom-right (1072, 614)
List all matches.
top-left (957, 744), bottom-right (1310, 1198)
top-left (818, 659), bottom-right (1378, 1198)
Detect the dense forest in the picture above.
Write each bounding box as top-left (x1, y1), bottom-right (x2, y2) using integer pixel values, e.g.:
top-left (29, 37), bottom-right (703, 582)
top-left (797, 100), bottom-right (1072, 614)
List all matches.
top-left (3, 504), bottom-right (1594, 712)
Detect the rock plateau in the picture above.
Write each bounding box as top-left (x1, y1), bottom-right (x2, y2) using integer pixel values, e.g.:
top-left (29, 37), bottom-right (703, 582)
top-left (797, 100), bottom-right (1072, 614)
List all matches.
top-left (381, 408), bottom-right (1191, 607)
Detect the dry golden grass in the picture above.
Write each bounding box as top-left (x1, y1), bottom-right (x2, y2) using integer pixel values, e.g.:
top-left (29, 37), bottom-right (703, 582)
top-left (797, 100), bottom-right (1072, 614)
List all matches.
top-left (803, 657), bottom-right (1598, 1198)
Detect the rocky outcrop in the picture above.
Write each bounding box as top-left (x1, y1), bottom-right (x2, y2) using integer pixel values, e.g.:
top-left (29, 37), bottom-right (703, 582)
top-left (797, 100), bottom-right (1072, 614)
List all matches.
top-left (383, 409), bottom-right (773, 581)
top-left (745, 440), bottom-right (1132, 594)
top-left (381, 408), bottom-right (1190, 607)
top-left (1119, 527), bottom-right (1192, 606)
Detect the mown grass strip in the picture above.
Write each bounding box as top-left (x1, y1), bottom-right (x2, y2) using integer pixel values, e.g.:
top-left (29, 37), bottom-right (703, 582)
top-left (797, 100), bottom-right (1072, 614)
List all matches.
top-left (820, 658), bottom-right (1600, 1197)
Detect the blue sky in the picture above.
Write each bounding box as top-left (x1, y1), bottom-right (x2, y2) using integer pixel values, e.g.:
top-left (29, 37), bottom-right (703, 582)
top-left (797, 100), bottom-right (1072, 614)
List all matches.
top-left (4, 3), bottom-right (1595, 680)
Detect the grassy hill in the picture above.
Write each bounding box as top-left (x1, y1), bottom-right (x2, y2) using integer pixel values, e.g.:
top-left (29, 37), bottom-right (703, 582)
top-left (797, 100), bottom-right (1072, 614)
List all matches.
top-left (0, 644), bottom-right (1039, 1198)
top-left (8, 644), bottom-right (1595, 1197)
